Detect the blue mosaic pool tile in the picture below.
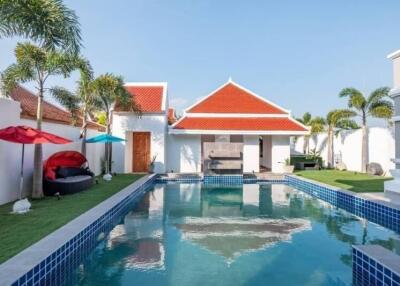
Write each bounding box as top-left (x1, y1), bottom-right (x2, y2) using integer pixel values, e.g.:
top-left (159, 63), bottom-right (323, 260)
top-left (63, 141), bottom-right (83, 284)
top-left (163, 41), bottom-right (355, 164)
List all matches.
top-left (352, 246), bottom-right (400, 286)
top-left (286, 176), bottom-right (400, 234)
top-left (204, 175), bottom-right (244, 185)
top-left (12, 176), bottom-right (156, 286)
top-left (156, 176), bottom-right (202, 183)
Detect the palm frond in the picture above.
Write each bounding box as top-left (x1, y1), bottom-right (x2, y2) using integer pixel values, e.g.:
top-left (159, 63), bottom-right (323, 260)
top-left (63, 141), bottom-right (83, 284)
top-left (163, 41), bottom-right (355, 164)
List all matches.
top-left (91, 74), bottom-right (142, 116)
top-left (301, 112), bottom-right (312, 125)
top-left (1, 63), bottom-right (35, 96)
top-left (368, 100), bottom-right (393, 119)
top-left (367, 87), bottom-right (390, 105)
top-left (45, 51), bottom-right (78, 77)
top-left (309, 116), bottom-right (326, 134)
top-left (336, 119), bottom-right (359, 130)
top-left (0, 0), bottom-right (82, 53)
top-left (50, 86), bottom-right (80, 122)
top-left (339, 87), bottom-right (366, 110)
top-left (327, 109), bottom-right (357, 126)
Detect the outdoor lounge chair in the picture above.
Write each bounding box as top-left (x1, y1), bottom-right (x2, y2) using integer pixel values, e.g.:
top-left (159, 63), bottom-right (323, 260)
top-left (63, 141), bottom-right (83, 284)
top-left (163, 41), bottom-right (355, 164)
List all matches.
top-left (43, 151), bottom-right (94, 196)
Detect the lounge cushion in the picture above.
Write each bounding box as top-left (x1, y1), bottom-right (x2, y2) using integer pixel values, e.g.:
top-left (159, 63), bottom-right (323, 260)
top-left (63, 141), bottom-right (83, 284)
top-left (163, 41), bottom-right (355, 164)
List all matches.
top-left (56, 167), bottom-right (83, 178)
top-left (52, 175), bottom-right (93, 183)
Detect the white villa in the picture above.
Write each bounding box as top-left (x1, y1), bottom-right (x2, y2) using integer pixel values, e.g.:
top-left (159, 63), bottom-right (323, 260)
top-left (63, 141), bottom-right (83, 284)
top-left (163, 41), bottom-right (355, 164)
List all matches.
top-left (112, 79), bottom-right (308, 174)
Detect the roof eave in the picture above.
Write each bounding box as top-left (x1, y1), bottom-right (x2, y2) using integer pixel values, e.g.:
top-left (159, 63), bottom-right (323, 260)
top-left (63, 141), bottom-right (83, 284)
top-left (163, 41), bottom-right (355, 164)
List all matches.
top-left (169, 128), bottom-right (309, 136)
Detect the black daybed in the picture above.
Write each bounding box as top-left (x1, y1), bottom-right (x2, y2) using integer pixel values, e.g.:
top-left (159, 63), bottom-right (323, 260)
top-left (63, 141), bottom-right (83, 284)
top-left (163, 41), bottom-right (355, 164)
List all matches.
top-left (43, 151), bottom-right (94, 196)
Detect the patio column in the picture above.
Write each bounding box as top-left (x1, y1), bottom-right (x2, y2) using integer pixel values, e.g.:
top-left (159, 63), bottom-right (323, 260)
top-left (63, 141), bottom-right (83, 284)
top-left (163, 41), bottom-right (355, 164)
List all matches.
top-left (243, 135), bottom-right (260, 173)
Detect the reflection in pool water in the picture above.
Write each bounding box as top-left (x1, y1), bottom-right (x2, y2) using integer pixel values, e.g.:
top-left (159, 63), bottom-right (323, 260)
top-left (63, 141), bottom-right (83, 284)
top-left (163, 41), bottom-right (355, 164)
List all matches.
top-left (73, 183), bottom-right (400, 286)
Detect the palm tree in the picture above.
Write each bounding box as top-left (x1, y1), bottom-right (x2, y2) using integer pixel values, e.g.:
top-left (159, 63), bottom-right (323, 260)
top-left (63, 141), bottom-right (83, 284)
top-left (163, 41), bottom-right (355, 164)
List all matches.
top-left (326, 109), bottom-right (358, 168)
top-left (1, 42), bottom-right (78, 198)
top-left (50, 57), bottom-right (99, 156)
top-left (0, 0), bottom-right (81, 53)
top-left (339, 87), bottom-right (393, 172)
top-left (296, 112), bottom-right (325, 154)
top-left (91, 74), bottom-right (141, 172)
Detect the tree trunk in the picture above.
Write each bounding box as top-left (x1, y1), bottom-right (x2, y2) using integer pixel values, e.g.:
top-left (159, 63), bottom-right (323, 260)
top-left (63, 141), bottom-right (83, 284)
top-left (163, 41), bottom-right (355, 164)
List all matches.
top-left (327, 127), bottom-right (333, 168)
top-left (361, 123), bottom-right (368, 173)
top-left (81, 107), bottom-right (87, 156)
top-left (106, 112), bottom-right (112, 173)
top-left (32, 85), bottom-right (44, 199)
top-left (303, 135), bottom-right (309, 154)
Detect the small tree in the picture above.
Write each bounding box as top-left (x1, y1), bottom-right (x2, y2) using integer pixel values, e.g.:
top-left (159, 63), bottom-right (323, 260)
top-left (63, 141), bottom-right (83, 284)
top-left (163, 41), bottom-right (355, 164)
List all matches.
top-left (1, 42), bottom-right (78, 198)
top-left (326, 109), bottom-right (358, 168)
top-left (296, 112), bottom-right (325, 154)
top-left (50, 57), bottom-right (99, 156)
top-left (339, 87), bottom-right (393, 172)
top-left (91, 74), bottom-right (141, 171)
top-left (0, 0), bottom-right (81, 53)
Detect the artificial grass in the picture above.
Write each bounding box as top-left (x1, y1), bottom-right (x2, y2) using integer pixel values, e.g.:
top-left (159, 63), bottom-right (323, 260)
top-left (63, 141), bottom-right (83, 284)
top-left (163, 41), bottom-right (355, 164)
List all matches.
top-left (0, 174), bottom-right (143, 264)
top-left (294, 170), bottom-right (391, 193)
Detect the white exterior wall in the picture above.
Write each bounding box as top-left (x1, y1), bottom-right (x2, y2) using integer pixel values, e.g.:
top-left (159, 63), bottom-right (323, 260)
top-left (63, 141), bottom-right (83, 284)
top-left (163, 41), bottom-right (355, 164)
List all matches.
top-left (243, 135), bottom-right (260, 173)
top-left (271, 135), bottom-right (291, 173)
top-left (294, 127), bottom-right (395, 175)
top-left (112, 113), bottom-right (168, 173)
top-left (166, 135), bottom-right (201, 173)
top-left (0, 98), bottom-right (105, 205)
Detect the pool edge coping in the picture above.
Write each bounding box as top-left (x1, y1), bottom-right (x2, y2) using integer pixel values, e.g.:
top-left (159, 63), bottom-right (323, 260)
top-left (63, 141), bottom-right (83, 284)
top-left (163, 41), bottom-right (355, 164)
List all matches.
top-left (0, 174), bottom-right (156, 286)
top-left (286, 174), bottom-right (400, 210)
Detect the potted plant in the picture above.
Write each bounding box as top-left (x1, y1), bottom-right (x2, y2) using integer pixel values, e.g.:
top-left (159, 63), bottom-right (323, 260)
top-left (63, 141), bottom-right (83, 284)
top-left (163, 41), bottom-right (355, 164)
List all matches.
top-left (283, 158), bottom-right (295, 173)
top-left (306, 148), bottom-right (322, 170)
top-left (148, 154), bottom-right (157, 173)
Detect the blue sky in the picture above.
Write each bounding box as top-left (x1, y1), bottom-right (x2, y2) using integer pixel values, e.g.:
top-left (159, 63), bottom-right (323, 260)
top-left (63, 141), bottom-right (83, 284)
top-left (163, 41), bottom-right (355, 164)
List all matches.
top-left (1, 0), bottom-right (400, 124)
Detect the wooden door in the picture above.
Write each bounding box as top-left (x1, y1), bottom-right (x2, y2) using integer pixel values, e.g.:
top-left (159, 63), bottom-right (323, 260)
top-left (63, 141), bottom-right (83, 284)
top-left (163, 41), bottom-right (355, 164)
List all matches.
top-left (132, 132), bottom-right (151, 172)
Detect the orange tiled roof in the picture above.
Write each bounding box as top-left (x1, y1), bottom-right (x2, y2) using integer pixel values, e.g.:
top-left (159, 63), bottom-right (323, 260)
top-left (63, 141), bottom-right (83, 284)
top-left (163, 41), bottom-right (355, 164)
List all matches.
top-left (123, 85), bottom-right (165, 113)
top-left (168, 108), bottom-right (177, 125)
top-left (9, 85), bottom-right (105, 131)
top-left (173, 117), bottom-right (307, 131)
top-left (188, 83), bottom-right (287, 114)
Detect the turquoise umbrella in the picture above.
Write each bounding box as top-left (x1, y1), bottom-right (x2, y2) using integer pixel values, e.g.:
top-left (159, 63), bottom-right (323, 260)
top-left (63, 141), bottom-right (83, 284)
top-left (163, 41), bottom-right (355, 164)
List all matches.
top-left (85, 134), bottom-right (125, 143)
top-left (85, 134), bottom-right (125, 180)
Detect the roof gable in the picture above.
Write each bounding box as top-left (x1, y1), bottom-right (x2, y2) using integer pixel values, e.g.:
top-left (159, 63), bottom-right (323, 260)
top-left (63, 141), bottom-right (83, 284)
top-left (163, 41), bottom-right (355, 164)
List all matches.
top-left (187, 81), bottom-right (288, 114)
top-left (123, 83), bottom-right (167, 113)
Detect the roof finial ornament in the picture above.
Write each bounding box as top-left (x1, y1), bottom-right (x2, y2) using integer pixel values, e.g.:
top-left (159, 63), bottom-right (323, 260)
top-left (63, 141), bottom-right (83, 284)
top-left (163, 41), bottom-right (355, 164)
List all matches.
top-left (228, 76), bottom-right (233, 82)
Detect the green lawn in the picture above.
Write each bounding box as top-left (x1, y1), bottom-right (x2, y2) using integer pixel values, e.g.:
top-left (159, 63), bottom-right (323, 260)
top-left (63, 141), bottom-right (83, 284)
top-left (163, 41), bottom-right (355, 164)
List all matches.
top-left (0, 174), bottom-right (143, 264)
top-left (294, 170), bottom-right (391, 193)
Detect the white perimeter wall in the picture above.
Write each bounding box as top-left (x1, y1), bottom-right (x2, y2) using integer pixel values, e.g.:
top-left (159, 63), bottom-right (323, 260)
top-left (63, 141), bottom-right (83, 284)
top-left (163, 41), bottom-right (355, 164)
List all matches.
top-left (0, 98), bottom-right (105, 205)
top-left (112, 113), bottom-right (167, 173)
top-left (166, 134), bottom-right (201, 173)
top-left (243, 135), bottom-right (260, 173)
top-left (293, 127), bottom-right (395, 175)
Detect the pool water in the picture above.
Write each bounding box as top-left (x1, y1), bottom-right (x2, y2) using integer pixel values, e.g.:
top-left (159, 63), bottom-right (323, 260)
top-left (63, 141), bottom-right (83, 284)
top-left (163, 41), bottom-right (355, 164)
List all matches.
top-left (72, 183), bottom-right (400, 286)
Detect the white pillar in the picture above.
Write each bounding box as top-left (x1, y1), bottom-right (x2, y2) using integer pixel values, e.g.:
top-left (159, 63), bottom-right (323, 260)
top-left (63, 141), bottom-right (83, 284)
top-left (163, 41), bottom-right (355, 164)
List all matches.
top-left (243, 135), bottom-right (260, 173)
top-left (271, 135), bottom-right (290, 173)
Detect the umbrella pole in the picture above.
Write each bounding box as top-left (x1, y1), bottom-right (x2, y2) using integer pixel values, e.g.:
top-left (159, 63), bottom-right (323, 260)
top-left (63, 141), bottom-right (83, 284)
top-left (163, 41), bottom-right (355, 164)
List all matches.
top-left (106, 143), bottom-right (108, 174)
top-left (19, 144), bottom-right (24, 200)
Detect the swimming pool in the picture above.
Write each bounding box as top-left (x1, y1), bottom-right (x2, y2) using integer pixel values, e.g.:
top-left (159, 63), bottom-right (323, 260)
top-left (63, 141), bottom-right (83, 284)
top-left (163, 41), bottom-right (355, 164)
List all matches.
top-left (69, 182), bottom-right (400, 286)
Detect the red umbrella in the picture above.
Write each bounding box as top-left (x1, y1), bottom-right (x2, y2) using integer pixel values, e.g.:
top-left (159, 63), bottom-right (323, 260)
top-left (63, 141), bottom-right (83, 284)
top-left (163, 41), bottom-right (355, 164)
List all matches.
top-left (0, 126), bottom-right (72, 201)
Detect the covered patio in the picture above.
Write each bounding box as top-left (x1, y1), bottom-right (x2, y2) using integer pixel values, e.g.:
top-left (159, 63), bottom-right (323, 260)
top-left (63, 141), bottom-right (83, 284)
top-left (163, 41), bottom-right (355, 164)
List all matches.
top-left (168, 80), bottom-right (308, 174)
